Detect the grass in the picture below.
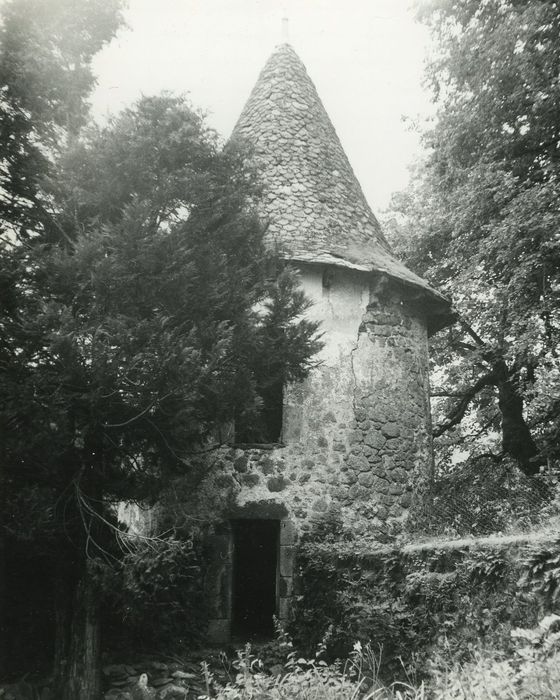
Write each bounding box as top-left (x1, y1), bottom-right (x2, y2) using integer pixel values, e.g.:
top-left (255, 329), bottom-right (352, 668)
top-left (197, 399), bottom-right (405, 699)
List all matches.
top-left (199, 641), bottom-right (427, 699)
top-left (195, 613), bottom-right (560, 700)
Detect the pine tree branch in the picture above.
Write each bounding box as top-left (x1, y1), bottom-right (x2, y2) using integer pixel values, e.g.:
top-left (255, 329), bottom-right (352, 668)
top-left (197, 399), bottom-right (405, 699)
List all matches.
top-left (102, 392), bottom-right (174, 428)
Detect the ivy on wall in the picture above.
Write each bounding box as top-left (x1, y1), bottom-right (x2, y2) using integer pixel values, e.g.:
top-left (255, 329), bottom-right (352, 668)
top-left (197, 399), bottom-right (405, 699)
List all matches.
top-left (290, 517), bottom-right (560, 682)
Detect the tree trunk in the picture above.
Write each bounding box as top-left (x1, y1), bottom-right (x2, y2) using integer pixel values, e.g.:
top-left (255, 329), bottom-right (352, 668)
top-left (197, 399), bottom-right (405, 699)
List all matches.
top-left (60, 563), bottom-right (101, 700)
top-left (0, 534), bottom-right (5, 678)
top-left (495, 360), bottom-right (542, 475)
top-left (52, 573), bottom-right (72, 690)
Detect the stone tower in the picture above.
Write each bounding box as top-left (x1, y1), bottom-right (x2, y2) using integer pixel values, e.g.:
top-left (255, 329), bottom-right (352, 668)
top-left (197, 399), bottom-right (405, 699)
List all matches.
top-left (160, 44), bottom-right (452, 642)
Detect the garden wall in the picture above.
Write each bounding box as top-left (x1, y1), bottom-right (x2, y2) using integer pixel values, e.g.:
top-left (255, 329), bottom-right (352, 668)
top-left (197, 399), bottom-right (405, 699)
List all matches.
top-left (290, 529), bottom-right (560, 680)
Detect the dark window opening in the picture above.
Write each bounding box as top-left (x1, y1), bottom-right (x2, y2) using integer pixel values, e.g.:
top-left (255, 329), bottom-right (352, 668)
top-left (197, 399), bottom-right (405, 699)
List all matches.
top-left (235, 382), bottom-right (283, 444)
top-left (260, 382), bottom-right (283, 442)
top-left (231, 519), bottom-right (279, 639)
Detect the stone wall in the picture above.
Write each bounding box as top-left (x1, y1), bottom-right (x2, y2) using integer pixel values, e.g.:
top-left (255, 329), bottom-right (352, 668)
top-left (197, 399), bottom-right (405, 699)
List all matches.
top-left (292, 531), bottom-right (560, 669)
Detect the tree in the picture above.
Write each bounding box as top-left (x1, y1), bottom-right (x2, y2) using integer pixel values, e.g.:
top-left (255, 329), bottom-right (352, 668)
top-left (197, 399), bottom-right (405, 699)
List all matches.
top-left (0, 9), bottom-right (322, 697)
top-left (386, 0), bottom-right (560, 475)
top-left (1, 93), bottom-right (321, 696)
top-left (0, 0), bottom-right (124, 686)
top-left (0, 0), bottom-right (125, 241)
top-left (1, 93), bottom-right (321, 695)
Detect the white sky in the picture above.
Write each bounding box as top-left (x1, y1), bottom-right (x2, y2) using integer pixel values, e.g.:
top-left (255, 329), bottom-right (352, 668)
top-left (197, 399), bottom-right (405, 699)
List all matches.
top-left (91, 0), bottom-right (432, 211)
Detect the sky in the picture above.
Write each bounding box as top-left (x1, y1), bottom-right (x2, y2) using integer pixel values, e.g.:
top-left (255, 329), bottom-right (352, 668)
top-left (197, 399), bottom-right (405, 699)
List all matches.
top-left (91, 0), bottom-right (432, 211)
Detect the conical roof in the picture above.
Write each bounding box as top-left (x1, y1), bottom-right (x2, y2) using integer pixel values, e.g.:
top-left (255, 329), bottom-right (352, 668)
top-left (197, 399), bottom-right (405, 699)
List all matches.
top-left (232, 44), bottom-right (452, 330)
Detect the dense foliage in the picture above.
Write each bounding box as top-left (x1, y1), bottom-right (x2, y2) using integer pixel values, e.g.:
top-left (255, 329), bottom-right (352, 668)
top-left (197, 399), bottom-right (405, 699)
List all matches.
top-left (107, 537), bottom-right (208, 650)
top-left (386, 0), bottom-right (560, 474)
top-left (291, 515), bottom-right (560, 684)
top-left (0, 0), bottom-right (124, 240)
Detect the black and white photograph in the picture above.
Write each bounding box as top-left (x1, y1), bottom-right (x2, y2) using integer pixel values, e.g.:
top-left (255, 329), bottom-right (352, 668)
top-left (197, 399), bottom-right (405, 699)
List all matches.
top-left (1, 0), bottom-right (559, 698)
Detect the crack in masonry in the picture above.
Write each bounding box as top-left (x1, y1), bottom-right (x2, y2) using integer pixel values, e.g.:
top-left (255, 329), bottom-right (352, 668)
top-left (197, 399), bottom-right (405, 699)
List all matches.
top-left (349, 327), bottom-right (362, 420)
top-left (324, 283), bottom-right (336, 321)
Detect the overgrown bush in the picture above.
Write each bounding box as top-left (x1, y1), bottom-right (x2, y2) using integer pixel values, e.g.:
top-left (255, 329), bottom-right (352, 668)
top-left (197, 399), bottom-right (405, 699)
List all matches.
top-left (291, 514), bottom-right (560, 682)
top-left (291, 545), bottom-right (416, 675)
top-left (427, 614), bottom-right (560, 699)
top-left (104, 535), bottom-right (208, 651)
top-left (291, 516), bottom-right (423, 678)
top-left (520, 536), bottom-right (560, 611)
top-left (200, 630), bottom-right (423, 700)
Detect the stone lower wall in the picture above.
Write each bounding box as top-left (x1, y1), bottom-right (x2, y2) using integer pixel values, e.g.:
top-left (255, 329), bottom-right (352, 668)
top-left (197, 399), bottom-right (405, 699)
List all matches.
top-left (292, 532), bottom-right (560, 667)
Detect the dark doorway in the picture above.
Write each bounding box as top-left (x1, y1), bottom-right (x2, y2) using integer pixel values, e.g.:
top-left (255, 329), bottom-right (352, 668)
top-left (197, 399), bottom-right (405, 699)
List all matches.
top-left (231, 519), bottom-right (279, 638)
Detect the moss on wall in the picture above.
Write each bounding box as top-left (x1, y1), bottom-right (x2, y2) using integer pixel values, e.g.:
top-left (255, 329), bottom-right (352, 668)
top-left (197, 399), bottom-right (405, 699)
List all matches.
top-left (290, 529), bottom-right (560, 681)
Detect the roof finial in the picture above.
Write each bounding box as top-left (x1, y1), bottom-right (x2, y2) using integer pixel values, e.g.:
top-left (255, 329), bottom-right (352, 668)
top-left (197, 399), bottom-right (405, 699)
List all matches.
top-left (282, 16), bottom-right (290, 43)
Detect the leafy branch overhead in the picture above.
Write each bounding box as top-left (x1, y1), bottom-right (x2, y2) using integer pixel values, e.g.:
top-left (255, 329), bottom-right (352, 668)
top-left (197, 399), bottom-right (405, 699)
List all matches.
top-left (386, 0), bottom-right (560, 474)
top-left (0, 0), bottom-right (125, 241)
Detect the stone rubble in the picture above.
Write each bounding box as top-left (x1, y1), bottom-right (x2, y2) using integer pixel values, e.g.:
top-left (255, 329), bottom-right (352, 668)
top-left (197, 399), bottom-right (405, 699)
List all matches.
top-left (0, 659), bottom-right (213, 700)
top-left (101, 660), bottom-right (208, 700)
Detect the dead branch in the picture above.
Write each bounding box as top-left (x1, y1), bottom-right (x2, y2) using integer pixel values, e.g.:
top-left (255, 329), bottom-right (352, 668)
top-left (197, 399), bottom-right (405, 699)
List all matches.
top-left (433, 372), bottom-right (496, 437)
top-left (459, 319), bottom-right (486, 347)
top-left (470, 451), bottom-right (504, 464)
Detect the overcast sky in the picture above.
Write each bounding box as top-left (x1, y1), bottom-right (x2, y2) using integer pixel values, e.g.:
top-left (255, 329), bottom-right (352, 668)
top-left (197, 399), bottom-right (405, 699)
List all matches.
top-left (91, 0), bottom-right (432, 211)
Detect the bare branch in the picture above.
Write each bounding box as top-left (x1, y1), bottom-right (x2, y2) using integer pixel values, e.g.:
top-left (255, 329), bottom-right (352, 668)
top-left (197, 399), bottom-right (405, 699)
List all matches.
top-left (470, 451), bottom-right (504, 464)
top-left (459, 319), bottom-right (486, 347)
top-left (433, 372), bottom-right (496, 437)
top-left (103, 391), bottom-right (174, 428)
